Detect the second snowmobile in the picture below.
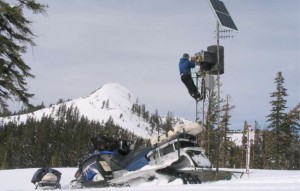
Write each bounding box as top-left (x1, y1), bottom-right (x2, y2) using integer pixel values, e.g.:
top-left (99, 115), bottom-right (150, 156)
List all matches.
top-left (31, 168), bottom-right (62, 190)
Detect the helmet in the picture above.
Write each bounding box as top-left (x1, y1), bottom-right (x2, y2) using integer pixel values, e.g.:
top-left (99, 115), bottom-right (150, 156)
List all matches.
top-left (183, 53), bottom-right (189, 59)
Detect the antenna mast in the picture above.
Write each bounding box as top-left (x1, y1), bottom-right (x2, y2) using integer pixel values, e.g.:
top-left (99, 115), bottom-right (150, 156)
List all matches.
top-left (207, 0), bottom-right (238, 172)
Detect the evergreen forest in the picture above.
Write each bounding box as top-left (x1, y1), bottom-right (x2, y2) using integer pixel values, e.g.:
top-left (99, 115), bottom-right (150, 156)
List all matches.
top-left (0, 105), bottom-right (149, 169)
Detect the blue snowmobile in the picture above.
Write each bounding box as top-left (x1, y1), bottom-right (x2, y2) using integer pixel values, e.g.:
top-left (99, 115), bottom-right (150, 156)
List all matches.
top-left (70, 136), bottom-right (153, 188)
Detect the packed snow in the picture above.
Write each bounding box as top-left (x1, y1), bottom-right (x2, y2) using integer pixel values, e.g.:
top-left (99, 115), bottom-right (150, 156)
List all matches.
top-left (0, 167), bottom-right (299, 191)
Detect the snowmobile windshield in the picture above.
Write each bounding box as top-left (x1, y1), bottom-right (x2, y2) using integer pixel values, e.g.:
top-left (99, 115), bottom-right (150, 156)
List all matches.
top-left (186, 150), bottom-right (211, 168)
top-left (175, 141), bottom-right (198, 149)
top-left (83, 161), bottom-right (99, 180)
top-left (186, 150), bottom-right (204, 157)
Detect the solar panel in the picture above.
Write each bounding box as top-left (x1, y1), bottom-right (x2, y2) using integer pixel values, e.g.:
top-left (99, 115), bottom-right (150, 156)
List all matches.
top-left (209, 0), bottom-right (238, 31)
top-left (210, 0), bottom-right (229, 14)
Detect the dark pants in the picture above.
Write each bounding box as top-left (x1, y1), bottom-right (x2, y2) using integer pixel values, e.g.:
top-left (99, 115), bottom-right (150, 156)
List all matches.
top-left (181, 74), bottom-right (201, 99)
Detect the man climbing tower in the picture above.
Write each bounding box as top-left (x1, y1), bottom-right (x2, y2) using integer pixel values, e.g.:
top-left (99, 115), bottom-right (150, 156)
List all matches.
top-left (179, 53), bottom-right (202, 101)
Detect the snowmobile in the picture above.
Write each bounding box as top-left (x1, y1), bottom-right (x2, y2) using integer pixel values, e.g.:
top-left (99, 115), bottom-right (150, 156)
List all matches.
top-left (69, 137), bottom-right (156, 189)
top-left (31, 168), bottom-right (62, 190)
top-left (69, 122), bottom-right (232, 189)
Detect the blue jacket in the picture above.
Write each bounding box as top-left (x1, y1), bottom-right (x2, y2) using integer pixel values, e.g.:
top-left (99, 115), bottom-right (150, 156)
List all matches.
top-left (179, 57), bottom-right (195, 75)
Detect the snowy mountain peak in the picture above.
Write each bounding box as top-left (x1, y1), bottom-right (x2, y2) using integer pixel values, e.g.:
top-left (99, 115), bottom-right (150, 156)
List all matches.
top-left (1, 83), bottom-right (151, 138)
top-left (87, 83), bottom-right (133, 101)
top-left (82, 83), bottom-right (136, 112)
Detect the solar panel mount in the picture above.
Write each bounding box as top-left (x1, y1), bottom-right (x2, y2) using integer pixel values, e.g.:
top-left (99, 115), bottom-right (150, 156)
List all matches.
top-left (208, 0), bottom-right (238, 31)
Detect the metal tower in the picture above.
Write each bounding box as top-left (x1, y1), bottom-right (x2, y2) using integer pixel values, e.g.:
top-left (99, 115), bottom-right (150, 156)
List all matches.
top-left (195, 0), bottom-right (238, 171)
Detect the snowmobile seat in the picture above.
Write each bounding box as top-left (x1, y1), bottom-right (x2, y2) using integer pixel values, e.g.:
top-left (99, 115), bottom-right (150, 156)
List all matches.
top-left (110, 147), bottom-right (153, 171)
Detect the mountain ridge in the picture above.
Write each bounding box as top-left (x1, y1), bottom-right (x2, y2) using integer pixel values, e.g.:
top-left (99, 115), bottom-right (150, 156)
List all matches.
top-left (0, 83), bottom-right (251, 148)
top-left (0, 83), bottom-right (152, 138)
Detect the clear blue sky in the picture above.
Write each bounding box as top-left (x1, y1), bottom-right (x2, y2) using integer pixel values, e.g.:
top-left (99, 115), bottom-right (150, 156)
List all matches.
top-left (11, 0), bottom-right (299, 129)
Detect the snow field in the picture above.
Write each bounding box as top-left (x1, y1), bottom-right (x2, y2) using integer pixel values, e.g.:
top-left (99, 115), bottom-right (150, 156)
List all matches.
top-left (0, 168), bottom-right (299, 191)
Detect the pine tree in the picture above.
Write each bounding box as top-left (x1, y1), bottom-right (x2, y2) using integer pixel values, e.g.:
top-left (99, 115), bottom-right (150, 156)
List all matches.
top-left (105, 99), bottom-right (110, 109)
top-left (252, 121), bottom-right (264, 169)
top-left (266, 71), bottom-right (289, 169)
top-left (201, 87), bottom-right (218, 161)
top-left (150, 110), bottom-right (162, 135)
top-left (0, 0), bottom-right (47, 109)
top-left (240, 121), bottom-right (248, 168)
top-left (162, 111), bottom-right (174, 136)
top-left (219, 94), bottom-right (235, 167)
top-left (0, 106), bottom-right (11, 117)
top-left (284, 103), bottom-right (300, 169)
top-left (262, 129), bottom-right (274, 169)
